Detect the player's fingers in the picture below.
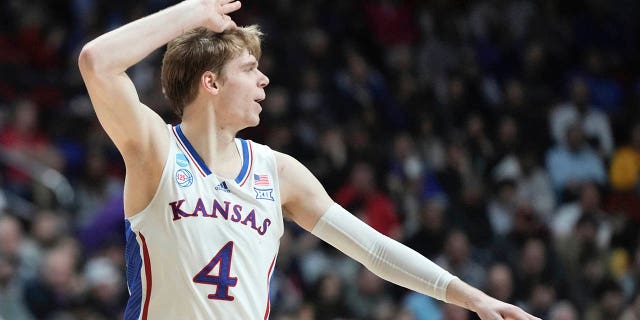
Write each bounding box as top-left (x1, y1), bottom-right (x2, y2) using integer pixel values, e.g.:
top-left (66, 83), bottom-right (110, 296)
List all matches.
top-left (503, 308), bottom-right (540, 320)
top-left (221, 1), bottom-right (241, 14)
top-left (223, 19), bottom-right (237, 30)
top-left (487, 312), bottom-right (504, 320)
top-left (477, 310), bottom-right (504, 320)
top-left (218, 0), bottom-right (236, 5)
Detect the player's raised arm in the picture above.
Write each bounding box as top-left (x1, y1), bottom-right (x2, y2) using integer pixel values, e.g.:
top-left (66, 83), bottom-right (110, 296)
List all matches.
top-left (276, 151), bottom-right (540, 320)
top-left (78, 0), bottom-right (241, 159)
top-left (78, 0), bottom-right (242, 215)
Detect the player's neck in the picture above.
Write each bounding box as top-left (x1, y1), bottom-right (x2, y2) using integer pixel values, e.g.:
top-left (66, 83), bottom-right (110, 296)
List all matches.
top-left (181, 104), bottom-right (240, 173)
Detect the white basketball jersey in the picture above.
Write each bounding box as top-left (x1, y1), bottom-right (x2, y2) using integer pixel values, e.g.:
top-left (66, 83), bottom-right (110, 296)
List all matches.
top-left (124, 124), bottom-right (284, 320)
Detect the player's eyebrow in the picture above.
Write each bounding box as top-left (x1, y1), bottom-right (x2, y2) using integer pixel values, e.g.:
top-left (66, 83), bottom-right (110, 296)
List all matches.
top-left (240, 60), bottom-right (258, 69)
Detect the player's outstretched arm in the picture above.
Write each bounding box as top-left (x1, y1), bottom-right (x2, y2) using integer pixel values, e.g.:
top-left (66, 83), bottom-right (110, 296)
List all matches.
top-left (78, 0), bottom-right (240, 158)
top-left (276, 151), bottom-right (540, 320)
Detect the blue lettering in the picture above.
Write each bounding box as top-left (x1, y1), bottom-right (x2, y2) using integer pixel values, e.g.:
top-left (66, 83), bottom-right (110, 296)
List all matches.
top-left (170, 200), bottom-right (196, 220)
top-left (241, 209), bottom-right (257, 230)
top-left (231, 205), bottom-right (242, 222)
top-left (169, 198), bottom-right (269, 236)
top-left (213, 199), bottom-right (230, 220)
top-left (192, 198), bottom-right (209, 217)
top-left (257, 218), bottom-right (271, 235)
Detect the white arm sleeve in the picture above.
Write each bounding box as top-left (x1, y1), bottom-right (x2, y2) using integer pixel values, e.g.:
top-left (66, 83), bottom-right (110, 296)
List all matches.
top-left (311, 203), bottom-right (458, 302)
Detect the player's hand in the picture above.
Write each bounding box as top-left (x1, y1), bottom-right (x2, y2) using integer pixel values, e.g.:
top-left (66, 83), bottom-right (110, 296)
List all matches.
top-left (473, 297), bottom-right (541, 320)
top-left (199, 0), bottom-right (241, 32)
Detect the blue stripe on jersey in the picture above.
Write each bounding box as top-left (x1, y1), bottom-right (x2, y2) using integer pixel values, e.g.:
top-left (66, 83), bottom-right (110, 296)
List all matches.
top-left (124, 220), bottom-right (143, 320)
top-left (235, 139), bottom-right (250, 184)
top-left (175, 124), bottom-right (212, 175)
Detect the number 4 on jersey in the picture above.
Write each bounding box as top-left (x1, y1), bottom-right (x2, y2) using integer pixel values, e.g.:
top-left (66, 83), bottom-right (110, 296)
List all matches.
top-left (193, 241), bottom-right (238, 301)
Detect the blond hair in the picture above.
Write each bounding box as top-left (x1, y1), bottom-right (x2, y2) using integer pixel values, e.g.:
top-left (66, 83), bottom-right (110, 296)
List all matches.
top-left (161, 26), bottom-right (263, 116)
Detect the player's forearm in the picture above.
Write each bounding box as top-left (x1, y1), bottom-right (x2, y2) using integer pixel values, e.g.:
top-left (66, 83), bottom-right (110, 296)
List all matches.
top-left (79, 0), bottom-right (206, 74)
top-left (311, 203), bottom-right (457, 301)
top-left (445, 278), bottom-right (491, 313)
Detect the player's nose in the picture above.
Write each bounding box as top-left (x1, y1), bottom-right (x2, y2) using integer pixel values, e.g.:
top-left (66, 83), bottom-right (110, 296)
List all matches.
top-left (258, 70), bottom-right (269, 88)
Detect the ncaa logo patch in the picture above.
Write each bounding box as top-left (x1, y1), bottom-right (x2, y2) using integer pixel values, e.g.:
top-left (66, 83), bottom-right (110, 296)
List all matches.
top-left (176, 169), bottom-right (193, 187)
top-left (254, 187), bottom-right (274, 201)
top-left (176, 154), bottom-right (189, 167)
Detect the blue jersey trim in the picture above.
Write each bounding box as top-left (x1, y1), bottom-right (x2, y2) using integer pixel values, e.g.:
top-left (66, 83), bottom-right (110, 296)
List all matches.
top-left (175, 124), bottom-right (212, 176)
top-left (124, 220), bottom-right (143, 320)
top-left (235, 139), bottom-right (250, 184)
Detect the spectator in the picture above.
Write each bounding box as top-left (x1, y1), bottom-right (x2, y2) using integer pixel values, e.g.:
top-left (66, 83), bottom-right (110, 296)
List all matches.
top-left (515, 150), bottom-right (555, 223)
top-left (334, 162), bottom-right (401, 238)
top-left (310, 272), bottom-right (352, 319)
top-left (500, 203), bottom-right (550, 260)
top-left (29, 210), bottom-right (68, 252)
top-left (487, 179), bottom-right (518, 237)
top-left (584, 278), bottom-right (625, 320)
top-left (490, 147), bottom-right (556, 224)
top-left (610, 123), bottom-right (640, 191)
top-left (404, 198), bottom-right (447, 260)
top-left (23, 241), bottom-right (83, 319)
top-left (490, 116), bottom-right (520, 172)
top-left (387, 132), bottom-right (443, 231)
top-left (581, 50), bottom-right (623, 115)
top-left (415, 113), bottom-right (446, 173)
top-left (346, 267), bottom-right (394, 319)
top-left (484, 263), bottom-right (515, 305)
top-left (546, 123), bottom-right (607, 199)
top-left (0, 100), bottom-right (52, 198)
top-left (608, 122), bottom-right (640, 220)
top-left (512, 238), bottom-right (559, 303)
top-left (548, 301), bottom-right (579, 320)
top-left (363, 0), bottom-right (419, 47)
top-left (499, 79), bottom-right (549, 151)
top-left (82, 257), bottom-right (127, 319)
top-left (464, 113), bottom-right (494, 178)
top-left (568, 250), bottom-right (608, 312)
top-left (310, 127), bottom-right (350, 196)
top-left (550, 78), bottom-right (614, 157)
top-left (554, 213), bottom-right (607, 278)
top-left (621, 293), bottom-right (640, 320)
top-left (522, 281), bottom-right (557, 318)
top-left (0, 253), bottom-right (33, 320)
top-left (0, 215), bottom-right (39, 282)
top-left (334, 49), bottom-right (401, 131)
top-left (435, 229), bottom-right (486, 289)
top-left (551, 182), bottom-right (612, 250)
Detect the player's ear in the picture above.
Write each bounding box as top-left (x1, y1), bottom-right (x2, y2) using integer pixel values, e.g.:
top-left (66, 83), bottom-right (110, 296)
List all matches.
top-left (201, 71), bottom-right (220, 95)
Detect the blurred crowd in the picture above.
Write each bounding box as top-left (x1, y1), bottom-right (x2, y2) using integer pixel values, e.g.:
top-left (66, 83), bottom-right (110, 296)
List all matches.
top-left (1, 0), bottom-right (640, 319)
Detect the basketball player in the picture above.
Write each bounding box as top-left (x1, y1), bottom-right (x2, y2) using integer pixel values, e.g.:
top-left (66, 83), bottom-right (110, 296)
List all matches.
top-left (78, 0), bottom-right (540, 319)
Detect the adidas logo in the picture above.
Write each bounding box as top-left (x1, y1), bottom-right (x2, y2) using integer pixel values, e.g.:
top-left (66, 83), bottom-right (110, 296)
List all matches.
top-left (214, 181), bottom-right (231, 193)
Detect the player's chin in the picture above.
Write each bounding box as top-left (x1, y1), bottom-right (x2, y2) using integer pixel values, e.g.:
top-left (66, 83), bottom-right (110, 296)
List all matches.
top-left (250, 108), bottom-right (262, 126)
top-left (247, 116), bottom-right (261, 127)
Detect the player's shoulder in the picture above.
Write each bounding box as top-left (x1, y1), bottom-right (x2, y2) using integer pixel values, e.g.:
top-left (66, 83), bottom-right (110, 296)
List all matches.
top-left (272, 151), bottom-right (307, 180)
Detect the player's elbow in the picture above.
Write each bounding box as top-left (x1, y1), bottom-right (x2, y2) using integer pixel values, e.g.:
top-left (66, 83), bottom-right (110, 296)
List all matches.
top-left (78, 42), bottom-right (99, 75)
top-left (78, 41), bottom-right (113, 76)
